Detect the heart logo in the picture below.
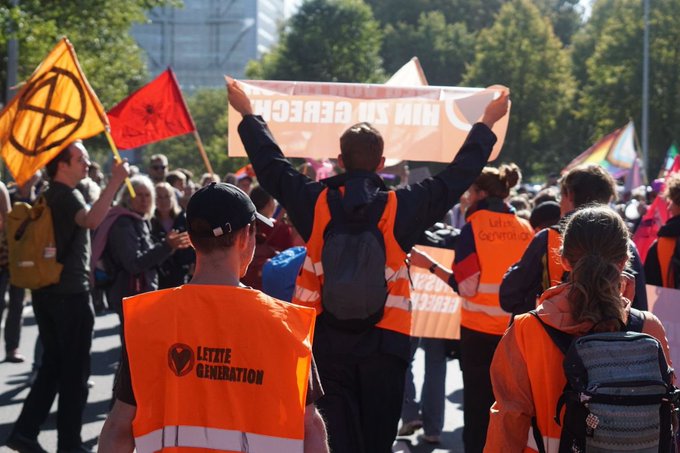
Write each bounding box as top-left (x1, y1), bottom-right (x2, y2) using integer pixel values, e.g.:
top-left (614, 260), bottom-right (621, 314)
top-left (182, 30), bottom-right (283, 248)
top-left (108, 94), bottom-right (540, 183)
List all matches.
top-left (167, 343), bottom-right (194, 377)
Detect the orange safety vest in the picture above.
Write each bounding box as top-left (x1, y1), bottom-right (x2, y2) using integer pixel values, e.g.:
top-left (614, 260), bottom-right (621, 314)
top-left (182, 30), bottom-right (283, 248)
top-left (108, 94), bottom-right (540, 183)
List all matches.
top-left (542, 227), bottom-right (564, 291)
top-left (292, 188), bottom-right (411, 336)
top-left (511, 312), bottom-right (566, 452)
top-left (123, 285), bottom-right (316, 453)
top-left (463, 210), bottom-right (533, 335)
top-left (657, 237), bottom-right (677, 288)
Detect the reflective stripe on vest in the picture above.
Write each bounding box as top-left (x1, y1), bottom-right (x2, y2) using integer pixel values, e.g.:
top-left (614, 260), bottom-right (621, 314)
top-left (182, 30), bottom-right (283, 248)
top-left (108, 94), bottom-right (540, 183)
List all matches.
top-left (135, 425), bottom-right (303, 453)
top-left (461, 299), bottom-right (508, 317)
top-left (526, 427), bottom-right (560, 453)
top-left (303, 256), bottom-right (324, 277)
top-left (292, 188), bottom-right (411, 335)
top-left (294, 286), bottom-right (320, 303)
top-left (463, 210), bottom-right (534, 335)
top-left (657, 237), bottom-right (676, 288)
top-left (544, 228), bottom-right (564, 290)
top-left (123, 285), bottom-right (315, 453)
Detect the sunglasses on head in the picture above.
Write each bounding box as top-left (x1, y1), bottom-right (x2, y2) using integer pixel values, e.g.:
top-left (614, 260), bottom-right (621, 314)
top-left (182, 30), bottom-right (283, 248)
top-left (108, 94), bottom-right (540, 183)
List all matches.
top-left (151, 165), bottom-right (167, 170)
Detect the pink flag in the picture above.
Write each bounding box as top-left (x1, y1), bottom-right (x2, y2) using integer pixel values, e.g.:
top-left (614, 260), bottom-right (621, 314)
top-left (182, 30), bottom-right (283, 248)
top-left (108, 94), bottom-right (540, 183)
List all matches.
top-left (634, 155), bottom-right (680, 261)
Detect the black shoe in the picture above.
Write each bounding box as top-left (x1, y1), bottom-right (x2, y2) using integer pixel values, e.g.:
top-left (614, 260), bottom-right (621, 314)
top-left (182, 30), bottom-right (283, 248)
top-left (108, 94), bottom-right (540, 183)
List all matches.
top-left (4, 351), bottom-right (26, 363)
top-left (5, 432), bottom-right (48, 453)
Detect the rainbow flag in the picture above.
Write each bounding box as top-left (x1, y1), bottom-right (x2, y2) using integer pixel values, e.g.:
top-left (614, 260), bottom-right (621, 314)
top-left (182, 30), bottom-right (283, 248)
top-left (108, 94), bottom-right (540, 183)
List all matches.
top-left (562, 121), bottom-right (638, 179)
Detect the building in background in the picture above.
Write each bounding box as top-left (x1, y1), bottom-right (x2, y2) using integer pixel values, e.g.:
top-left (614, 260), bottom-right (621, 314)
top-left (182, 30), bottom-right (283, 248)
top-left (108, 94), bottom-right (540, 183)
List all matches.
top-left (132, 0), bottom-right (300, 92)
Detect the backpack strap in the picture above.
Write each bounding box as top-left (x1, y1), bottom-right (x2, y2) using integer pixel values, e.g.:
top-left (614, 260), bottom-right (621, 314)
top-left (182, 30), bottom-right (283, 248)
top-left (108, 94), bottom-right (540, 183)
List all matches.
top-left (626, 307), bottom-right (644, 333)
top-left (326, 188), bottom-right (387, 225)
top-left (529, 310), bottom-right (573, 355)
top-left (326, 188), bottom-right (347, 224)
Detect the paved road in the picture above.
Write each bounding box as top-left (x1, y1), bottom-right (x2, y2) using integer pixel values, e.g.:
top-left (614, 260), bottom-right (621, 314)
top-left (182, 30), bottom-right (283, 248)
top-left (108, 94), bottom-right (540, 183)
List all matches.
top-left (0, 304), bottom-right (466, 452)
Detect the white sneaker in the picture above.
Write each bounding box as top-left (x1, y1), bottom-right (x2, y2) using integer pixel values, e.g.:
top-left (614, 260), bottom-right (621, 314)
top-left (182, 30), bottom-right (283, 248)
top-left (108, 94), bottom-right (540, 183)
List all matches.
top-left (397, 419), bottom-right (423, 436)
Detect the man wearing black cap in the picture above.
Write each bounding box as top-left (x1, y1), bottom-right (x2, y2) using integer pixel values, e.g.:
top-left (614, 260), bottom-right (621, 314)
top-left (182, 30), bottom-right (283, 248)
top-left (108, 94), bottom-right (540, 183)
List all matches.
top-left (228, 80), bottom-right (509, 453)
top-left (99, 183), bottom-right (329, 453)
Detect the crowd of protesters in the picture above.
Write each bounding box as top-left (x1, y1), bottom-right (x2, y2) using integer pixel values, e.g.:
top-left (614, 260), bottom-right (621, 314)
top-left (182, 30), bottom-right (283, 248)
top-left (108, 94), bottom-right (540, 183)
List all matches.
top-left (0, 96), bottom-right (677, 452)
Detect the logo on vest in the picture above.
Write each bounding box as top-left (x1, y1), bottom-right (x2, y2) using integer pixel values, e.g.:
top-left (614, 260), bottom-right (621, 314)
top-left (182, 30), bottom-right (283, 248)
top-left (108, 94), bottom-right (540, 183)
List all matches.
top-left (168, 343), bottom-right (194, 377)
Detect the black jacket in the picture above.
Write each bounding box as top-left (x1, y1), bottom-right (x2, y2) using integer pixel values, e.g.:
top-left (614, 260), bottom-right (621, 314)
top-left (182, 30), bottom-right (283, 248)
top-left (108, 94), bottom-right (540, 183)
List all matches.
top-left (644, 214), bottom-right (680, 287)
top-left (238, 115), bottom-right (496, 359)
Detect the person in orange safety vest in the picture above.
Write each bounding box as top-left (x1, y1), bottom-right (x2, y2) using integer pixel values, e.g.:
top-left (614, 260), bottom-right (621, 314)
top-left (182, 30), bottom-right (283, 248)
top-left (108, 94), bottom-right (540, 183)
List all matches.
top-left (645, 172), bottom-right (680, 288)
top-left (409, 163), bottom-right (533, 453)
top-left (228, 78), bottom-right (511, 453)
top-left (99, 182), bottom-right (329, 453)
top-left (485, 206), bottom-right (672, 453)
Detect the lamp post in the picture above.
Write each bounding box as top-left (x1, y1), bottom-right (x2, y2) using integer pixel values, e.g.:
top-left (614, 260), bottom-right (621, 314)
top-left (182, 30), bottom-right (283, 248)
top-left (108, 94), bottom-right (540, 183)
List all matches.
top-left (642, 0), bottom-right (650, 179)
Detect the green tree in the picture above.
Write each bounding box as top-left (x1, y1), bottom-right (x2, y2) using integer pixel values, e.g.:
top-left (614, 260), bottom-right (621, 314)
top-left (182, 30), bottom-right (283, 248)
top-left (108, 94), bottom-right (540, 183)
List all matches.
top-left (577, 0), bottom-right (680, 174)
top-left (365, 0), bottom-right (504, 32)
top-left (381, 11), bottom-right (474, 85)
top-left (247, 0), bottom-right (384, 83)
top-left (532, 0), bottom-right (583, 45)
top-left (0, 0), bottom-right (177, 108)
top-left (463, 0), bottom-right (576, 175)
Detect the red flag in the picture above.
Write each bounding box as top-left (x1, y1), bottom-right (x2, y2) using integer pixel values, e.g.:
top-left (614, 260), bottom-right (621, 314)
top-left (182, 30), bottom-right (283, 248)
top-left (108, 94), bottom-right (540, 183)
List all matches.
top-left (107, 68), bottom-right (195, 149)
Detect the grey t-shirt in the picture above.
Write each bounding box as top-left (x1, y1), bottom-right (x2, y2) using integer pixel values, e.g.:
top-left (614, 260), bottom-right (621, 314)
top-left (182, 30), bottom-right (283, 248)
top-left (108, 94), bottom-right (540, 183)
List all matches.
top-left (35, 182), bottom-right (90, 294)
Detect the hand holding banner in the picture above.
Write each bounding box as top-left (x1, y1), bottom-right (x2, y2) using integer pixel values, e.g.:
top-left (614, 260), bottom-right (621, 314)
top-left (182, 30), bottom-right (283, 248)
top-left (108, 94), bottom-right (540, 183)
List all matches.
top-left (227, 78), bottom-right (510, 163)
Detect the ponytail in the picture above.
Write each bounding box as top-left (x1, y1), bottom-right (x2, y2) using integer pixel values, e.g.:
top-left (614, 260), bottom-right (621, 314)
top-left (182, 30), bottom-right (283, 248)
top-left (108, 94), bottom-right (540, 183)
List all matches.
top-left (561, 206), bottom-right (630, 332)
top-left (474, 162), bottom-right (522, 199)
top-left (568, 254), bottom-right (626, 332)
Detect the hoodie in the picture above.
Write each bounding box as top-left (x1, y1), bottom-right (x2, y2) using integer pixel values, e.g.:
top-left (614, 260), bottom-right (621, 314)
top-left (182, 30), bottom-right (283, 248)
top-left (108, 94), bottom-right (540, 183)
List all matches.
top-left (484, 283), bottom-right (671, 453)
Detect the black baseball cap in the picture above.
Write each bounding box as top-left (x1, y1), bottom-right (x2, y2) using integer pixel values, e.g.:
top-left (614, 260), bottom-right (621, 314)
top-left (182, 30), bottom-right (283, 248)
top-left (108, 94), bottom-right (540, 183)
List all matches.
top-left (187, 182), bottom-right (273, 237)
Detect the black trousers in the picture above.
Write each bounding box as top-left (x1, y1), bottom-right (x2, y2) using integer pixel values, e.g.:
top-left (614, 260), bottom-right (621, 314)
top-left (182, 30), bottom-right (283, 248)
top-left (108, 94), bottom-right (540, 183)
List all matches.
top-left (315, 351), bottom-right (408, 453)
top-left (459, 326), bottom-right (502, 453)
top-left (0, 268), bottom-right (26, 353)
top-left (13, 291), bottom-right (94, 450)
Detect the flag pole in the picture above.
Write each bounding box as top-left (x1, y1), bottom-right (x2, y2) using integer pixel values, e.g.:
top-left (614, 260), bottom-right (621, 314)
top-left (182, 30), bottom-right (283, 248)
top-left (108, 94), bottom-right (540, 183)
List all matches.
top-left (168, 68), bottom-right (214, 176)
top-left (192, 130), bottom-right (214, 175)
top-left (104, 127), bottom-right (136, 197)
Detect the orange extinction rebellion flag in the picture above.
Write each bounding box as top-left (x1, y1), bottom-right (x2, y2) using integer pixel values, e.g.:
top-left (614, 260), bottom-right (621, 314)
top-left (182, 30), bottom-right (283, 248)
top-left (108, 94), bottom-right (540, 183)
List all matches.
top-left (0, 37), bottom-right (107, 186)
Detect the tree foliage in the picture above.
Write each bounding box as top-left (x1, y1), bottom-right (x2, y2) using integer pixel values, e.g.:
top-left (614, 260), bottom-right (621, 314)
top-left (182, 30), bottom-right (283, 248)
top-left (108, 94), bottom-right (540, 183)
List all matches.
top-left (463, 0), bottom-right (576, 174)
top-left (381, 11), bottom-right (474, 85)
top-left (247, 0), bottom-right (384, 83)
top-left (577, 0), bottom-right (680, 173)
top-left (0, 0), bottom-right (177, 107)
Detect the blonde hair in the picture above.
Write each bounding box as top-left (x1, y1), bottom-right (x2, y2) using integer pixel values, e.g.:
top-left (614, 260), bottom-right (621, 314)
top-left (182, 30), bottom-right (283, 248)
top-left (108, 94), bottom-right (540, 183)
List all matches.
top-left (561, 206), bottom-right (630, 332)
top-left (154, 182), bottom-right (181, 219)
top-left (117, 175), bottom-right (156, 219)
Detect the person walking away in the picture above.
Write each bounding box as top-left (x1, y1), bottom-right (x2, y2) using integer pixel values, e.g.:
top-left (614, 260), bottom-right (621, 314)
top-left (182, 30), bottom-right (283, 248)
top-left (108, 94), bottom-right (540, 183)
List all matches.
top-left (644, 172), bottom-right (680, 287)
top-left (485, 206), bottom-right (673, 452)
top-left (500, 163), bottom-right (648, 316)
top-left (408, 164), bottom-right (533, 453)
top-left (98, 182), bottom-right (329, 453)
top-left (228, 79), bottom-right (509, 453)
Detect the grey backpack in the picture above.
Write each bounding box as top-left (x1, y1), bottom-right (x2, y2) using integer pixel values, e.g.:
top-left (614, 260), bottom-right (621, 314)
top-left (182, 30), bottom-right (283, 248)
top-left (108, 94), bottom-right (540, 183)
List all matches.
top-left (320, 189), bottom-right (388, 331)
top-left (531, 309), bottom-right (679, 453)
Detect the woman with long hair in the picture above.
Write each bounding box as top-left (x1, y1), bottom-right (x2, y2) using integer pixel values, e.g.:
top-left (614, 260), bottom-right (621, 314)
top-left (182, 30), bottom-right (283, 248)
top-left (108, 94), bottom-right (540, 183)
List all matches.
top-left (484, 206), bottom-right (672, 452)
top-left (407, 163), bottom-right (533, 451)
top-left (92, 176), bottom-right (190, 329)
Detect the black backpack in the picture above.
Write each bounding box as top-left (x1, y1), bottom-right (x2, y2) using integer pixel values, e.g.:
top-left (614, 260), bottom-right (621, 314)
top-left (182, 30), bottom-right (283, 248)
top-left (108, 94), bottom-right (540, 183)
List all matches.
top-left (530, 309), bottom-right (679, 453)
top-left (320, 189), bottom-right (388, 331)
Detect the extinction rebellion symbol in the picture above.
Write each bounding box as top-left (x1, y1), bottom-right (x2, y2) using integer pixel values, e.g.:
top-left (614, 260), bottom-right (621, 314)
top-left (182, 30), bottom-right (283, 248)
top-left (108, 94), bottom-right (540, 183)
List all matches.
top-left (168, 343), bottom-right (195, 377)
top-left (9, 67), bottom-right (86, 156)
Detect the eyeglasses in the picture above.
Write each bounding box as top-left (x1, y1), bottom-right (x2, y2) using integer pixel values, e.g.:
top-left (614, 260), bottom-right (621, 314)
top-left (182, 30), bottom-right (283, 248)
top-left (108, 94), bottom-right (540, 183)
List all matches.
top-left (151, 165), bottom-right (167, 170)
